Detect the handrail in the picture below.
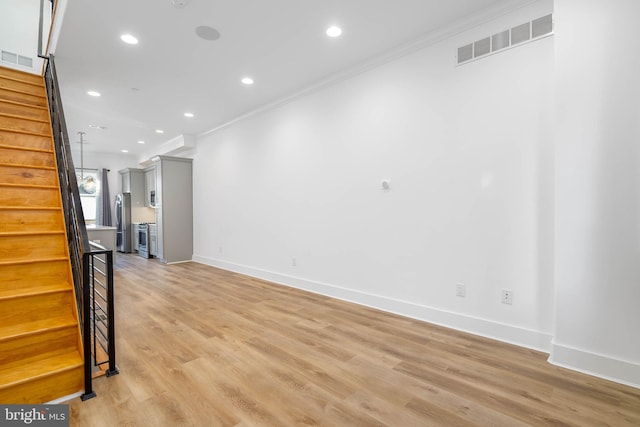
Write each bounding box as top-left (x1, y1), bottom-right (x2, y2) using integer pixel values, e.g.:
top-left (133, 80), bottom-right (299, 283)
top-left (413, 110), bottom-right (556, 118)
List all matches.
top-left (38, 0), bottom-right (55, 59)
top-left (44, 54), bottom-right (118, 401)
top-left (85, 243), bottom-right (118, 379)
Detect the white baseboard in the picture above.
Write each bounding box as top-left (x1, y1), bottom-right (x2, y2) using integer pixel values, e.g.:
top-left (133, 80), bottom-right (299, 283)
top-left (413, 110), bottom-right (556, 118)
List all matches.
top-left (192, 255), bottom-right (553, 353)
top-left (549, 342), bottom-right (640, 390)
top-left (46, 390), bottom-right (83, 404)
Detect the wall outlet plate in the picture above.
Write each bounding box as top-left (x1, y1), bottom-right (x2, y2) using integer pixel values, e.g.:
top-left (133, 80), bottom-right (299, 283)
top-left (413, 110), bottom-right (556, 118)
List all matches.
top-left (456, 283), bottom-right (466, 297)
top-left (502, 289), bottom-right (513, 305)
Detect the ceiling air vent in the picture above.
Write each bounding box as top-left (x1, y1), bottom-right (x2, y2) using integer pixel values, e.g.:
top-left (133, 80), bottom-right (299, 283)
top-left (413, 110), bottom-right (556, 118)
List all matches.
top-left (456, 13), bottom-right (553, 65)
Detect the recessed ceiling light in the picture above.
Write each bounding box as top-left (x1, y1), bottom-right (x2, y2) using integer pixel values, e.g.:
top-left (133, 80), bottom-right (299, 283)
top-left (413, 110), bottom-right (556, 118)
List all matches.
top-left (326, 26), bottom-right (342, 38)
top-left (155, 129), bottom-right (164, 134)
top-left (184, 112), bottom-right (194, 118)
top-left (120, 34), bottom-right (139, 45)
top-left (241, 77), bottom-right (254, 85)
top-left (87, 91), bottom-right (101, 97)
top-left (121, 149), bottom-right (129, 153)
top-left (138, 140), bottom-right (145, 144)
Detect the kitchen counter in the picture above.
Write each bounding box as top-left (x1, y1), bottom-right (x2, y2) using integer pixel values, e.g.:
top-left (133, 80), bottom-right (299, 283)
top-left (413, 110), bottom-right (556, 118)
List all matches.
top-left (86, 225), bottom-right (117, 251)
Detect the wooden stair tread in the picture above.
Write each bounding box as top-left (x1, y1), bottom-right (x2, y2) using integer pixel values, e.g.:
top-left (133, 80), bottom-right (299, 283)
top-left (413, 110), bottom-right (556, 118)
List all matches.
top-left (0, 351), bottom-right (83, 389)
top-left (0, 74), bottom-right (44, 89)
top-left (0, 182), bottom-right (58, 189)
top-left (0, 112), bottom-right (49, 124)
top-left (0, 206), bottom-right (60, 211)
top-left (0, 127), bottom-right (50, 138)
top-left (0, 315), bottom-right (76, 342)
top-left (0, 230), bottom-right (64, 235)
top-left (0, 144), bottom-right (53, 153)
top-left (0, 98), bottom-right (48, 111)
top-left (0, 256), bottom-right (68, 267)
top-left (0, 283), bottom-right (71, 301)
top-left (0, 85), bottom-right (46, 99)
top-left (0, 67), bottom-right (43, 85)
top-left (0, 162), bottom-right (55, 170)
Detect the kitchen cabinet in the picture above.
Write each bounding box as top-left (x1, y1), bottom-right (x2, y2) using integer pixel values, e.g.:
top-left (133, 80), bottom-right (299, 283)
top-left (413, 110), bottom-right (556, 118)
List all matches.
top-left (119, 168), bottom-right (145, 208)
top-left (150, 155), bottom-right (192, 263)
top-left (149, 223), bottom-right (157, 256)
top-left (144, 167), bottom-right (156, 208)
top-left (133, 224), bottom-right (140, 252)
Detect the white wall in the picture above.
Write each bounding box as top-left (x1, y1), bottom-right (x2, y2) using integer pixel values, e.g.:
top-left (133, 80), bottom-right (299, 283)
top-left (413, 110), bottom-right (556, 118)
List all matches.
top-left (551, 0), bottom-right (640, 387)
top-left (193, 1), bottom-right (555, 351)
top-left (0, 0), bottom-right (44, 73)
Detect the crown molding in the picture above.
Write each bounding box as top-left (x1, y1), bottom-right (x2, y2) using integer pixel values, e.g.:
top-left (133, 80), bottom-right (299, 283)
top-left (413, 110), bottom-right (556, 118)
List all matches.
top-left (198, 0), bottom-right (539, 139)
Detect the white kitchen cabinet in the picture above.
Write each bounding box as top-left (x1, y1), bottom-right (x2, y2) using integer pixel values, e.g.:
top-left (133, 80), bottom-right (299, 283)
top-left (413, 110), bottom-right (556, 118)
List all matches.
top-left (144, 167), bottom-right (156, 208)
top-left (150, 156), bottom-right (192, 263)
top-left (149, 223), bottom-right (157, 256)
top-left (119, 168), bottom-right (145, 208)
top-left (132, 224), bottom-right (140, 252)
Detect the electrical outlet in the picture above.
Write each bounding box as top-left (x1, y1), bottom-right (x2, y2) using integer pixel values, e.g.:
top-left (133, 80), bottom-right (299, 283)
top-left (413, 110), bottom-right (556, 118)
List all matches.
top-left (219, 246), bottom-right (223, 253)
top-left (456, 283), bottom-right (466, 297)
top-left (292, 257), bottom-right (297, 267)
top-left (501, 289), bottom-right (513, 305)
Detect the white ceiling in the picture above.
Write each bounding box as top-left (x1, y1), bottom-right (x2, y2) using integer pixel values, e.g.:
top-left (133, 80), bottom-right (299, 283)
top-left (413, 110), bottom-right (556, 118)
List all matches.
top-left (54, 0), bottom-right (511, 157)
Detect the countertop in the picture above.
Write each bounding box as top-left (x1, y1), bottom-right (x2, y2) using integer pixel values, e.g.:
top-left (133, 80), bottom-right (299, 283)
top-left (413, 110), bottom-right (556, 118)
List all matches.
top-left (86, 224), bottom-right (117, 230)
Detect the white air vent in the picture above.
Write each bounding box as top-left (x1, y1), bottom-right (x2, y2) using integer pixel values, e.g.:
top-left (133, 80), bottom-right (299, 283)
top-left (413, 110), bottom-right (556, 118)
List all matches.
top-left (1, 50), bottom-right (17, 64)
top-left (18, 55), bottom-right (32, 68)
top-left (457, 14), bottom-right (553, 65)
top-left (511, 22), bottom-right (531, 45)
top-left (474, 37), bottom-right (491, 58)
top-left (457, 44), bottom-right (473, 63)
top-left (1, 50), bottom-right (34, 68)
top-left (532, 14), bottom-right (553, 38)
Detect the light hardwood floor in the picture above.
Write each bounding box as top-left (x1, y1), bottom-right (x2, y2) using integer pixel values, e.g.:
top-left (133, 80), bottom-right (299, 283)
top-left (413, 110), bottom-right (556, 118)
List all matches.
top-left (68, 254), bottom-right (640, 426)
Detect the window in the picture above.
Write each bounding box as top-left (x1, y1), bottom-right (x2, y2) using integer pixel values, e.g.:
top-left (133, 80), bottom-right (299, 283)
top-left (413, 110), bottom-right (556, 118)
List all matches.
top-left (77, 170), bottom-right (100, 224)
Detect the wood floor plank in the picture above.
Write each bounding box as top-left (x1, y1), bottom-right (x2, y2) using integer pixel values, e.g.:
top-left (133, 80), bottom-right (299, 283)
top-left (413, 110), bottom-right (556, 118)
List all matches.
top-left (67, 255), bottom-right (640, 426)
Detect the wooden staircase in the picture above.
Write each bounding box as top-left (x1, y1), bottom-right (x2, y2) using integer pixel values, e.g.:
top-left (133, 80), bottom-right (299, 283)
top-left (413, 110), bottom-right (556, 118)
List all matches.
top-left (0, 66), bottom-right (84, 403)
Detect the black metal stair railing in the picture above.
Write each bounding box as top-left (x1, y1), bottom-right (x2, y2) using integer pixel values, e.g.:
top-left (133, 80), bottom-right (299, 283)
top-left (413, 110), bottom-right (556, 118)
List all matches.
top-left (44, 54), bottom-right (119, 401)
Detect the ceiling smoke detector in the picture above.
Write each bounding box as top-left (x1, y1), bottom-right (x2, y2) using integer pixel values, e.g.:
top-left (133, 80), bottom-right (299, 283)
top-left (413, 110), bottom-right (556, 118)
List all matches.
top-left (172, 0), bottom-right (189, 8)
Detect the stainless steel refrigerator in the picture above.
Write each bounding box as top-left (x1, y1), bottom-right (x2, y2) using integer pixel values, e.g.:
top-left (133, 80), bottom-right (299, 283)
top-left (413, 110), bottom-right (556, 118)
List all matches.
top-left (115, 193), bottom-right (132, 252)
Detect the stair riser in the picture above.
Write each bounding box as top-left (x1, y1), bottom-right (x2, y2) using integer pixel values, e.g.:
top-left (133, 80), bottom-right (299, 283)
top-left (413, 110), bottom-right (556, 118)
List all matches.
top-left (0, 148), bottom-right (55, 168)
top-left (0, 209), bottom-right (64, 232)
top-left (0, 77), bottom-right (45, 97)
top-left (0, 115), bottom-right (50, 135)
top-left (0, 87), bottom-right (47, 108)
top-left (0, 186), bottom-right (61, 207)
top-left (0, 365), bottom-right (83, 404)
top-left (0, 67), bottom-right (43, 85)
top-left (0, 325), bottom-right (78, 370)
top-left (0, 233), bottom-right (67, 263)
top-left (0, 129), bottom-right (52, 150)
top-left (0, 165), bottom-right (57, 186)
top-left (0, 291), bottom-right (74, 327)
top-left (0, 260), bottom-right (69, 292)
top-left (0, 100), bottom-right (49, 121)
